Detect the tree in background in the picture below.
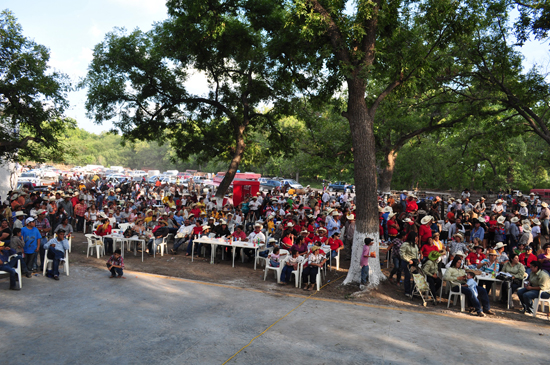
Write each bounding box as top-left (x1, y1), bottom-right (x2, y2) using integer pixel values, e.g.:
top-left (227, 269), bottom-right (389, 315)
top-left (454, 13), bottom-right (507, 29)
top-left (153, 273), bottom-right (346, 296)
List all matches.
top-left (0, 9), bottom-right (73, 162)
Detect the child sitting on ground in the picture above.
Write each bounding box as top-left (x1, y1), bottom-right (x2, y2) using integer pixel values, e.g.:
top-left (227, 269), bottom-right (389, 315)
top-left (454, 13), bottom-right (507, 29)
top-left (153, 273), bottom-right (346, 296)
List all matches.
top-left (106, 249), bottom-right (125, 278)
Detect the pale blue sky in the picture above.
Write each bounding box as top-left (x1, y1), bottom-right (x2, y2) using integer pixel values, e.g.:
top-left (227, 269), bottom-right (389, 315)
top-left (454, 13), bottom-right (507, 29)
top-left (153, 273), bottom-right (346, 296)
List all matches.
top-left (3, 1), bottom-right (549, 133)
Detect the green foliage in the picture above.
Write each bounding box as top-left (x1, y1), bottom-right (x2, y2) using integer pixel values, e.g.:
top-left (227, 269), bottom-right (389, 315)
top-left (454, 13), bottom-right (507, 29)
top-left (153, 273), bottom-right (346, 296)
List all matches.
top-left (0, 9), bottom-right (73, 162)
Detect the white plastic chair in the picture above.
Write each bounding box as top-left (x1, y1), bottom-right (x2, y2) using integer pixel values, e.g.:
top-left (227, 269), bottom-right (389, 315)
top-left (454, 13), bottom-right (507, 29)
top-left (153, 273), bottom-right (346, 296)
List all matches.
top-left (447, 280), bottom-right (466, 312)
top-left (43, 250), bottom-right (69, 276)
top-left (85, 234), bottom-right (105, 258)
top-left (532, 290), bottom-right (550, 317)
top-left (290, 259), bottom-right (304, 288)
top-left (153, 234), bottom-right (173, 258)
top-left (302, 263), bottom-right (323, 291)
top-left (67, 235), bottom-right (72, 253)
top-left (264, 256), bottom-right (287, 283)
top-left (330, 249), bottom-right (341, 271)
top-left (118, 223), bottom-right (130, 232)
top-left (0, 255), bottom-right (22, 289)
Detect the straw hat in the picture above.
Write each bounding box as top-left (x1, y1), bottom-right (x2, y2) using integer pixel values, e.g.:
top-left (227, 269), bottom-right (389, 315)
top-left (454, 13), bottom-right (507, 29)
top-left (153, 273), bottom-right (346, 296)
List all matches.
top-left (202, 225), bottom-right (210, 230)
top-left (318, 227), bottom-right (327, 232)
top-left (495, 199), bottom-right (503, 204)
top-left (15, 211), bottom-right (26, 217)
top-left (542, 202), bottom-right (548, 208)
top-left (421, 215), bottom-right (433, 225)
top-left (453, 232), bottom-right (464, 241)
top-left (510, 217), bottom-right (519, 223)
top-left (522, 219), bottom-right (530, 225)
top-left (388, 212), bottom-right (396, 219)
top-left (346, 214), bottom-right (355, 220)
top-left (496, 216), bottom-right (506, 224)
top-left (532, 218), bottom-right (541, 225)
top-left (331, 211), bottom-right (340, 216)
top-left (310, 245), bottom-right (320, 252)
top-left (383, 206), bottom-right (392, 213)
top-left (520, 202), bottom-right (527, 207)
top-left (487, 249), bottom-right (498, 256)
top-left (522, 224), bottom-right (531, 232)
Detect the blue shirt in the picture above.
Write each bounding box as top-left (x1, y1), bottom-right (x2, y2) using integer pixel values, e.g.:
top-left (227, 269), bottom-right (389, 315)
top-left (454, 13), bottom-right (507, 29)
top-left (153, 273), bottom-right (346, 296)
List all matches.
top-left (327, 218), bottom-right (341, 237)
top-left (21, 226), bottom-right (41, 254)
top-left (471, 226), bottom-right (485, 241)
top-left (44, 237), bottom-right (70, 252)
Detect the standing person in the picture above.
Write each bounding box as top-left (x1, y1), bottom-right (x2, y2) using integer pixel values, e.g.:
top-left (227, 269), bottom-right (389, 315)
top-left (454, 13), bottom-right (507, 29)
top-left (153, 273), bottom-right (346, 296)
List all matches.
top-left (343, 214), bottom-right (355, 260)
top-left (388, 232), bottom-right (406, 285)
top-left (21, 217), bottom-right (41, 272)
top-left (360, 237), bottom-right (375, 290)
top-left (106, 249), bottom-right (125, 278)
top-left (74, 198), bottom-right (87, 232)
top-left (400, 232), bottom-right (419, 298)
top-left (539, 202), bottom-right (549, 240)
top-left (43, 229), bottom-right (70, 280)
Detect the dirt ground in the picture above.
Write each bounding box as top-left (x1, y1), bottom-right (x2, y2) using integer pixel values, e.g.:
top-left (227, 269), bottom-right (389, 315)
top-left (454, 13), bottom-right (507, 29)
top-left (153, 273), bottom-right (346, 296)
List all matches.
top-left (9, 232), bottom-right (549, 326)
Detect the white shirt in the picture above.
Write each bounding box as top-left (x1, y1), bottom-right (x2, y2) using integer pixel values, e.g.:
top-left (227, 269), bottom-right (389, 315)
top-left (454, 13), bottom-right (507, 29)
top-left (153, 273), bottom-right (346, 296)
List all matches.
top-left (249, 201), bottom-right (261, 210)
top-left (248, 231), bottom-right (265, 244)
top-left (532, 225), bottom-right (541, 238)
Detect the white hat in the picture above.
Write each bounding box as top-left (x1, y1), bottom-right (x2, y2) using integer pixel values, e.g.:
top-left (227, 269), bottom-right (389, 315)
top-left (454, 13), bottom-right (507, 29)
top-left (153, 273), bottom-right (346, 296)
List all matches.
top-left (37, 209), bottom-right (47, 215)
top-left (542, 202), bottom-right (548, 208)
top-left (346, 214), bottom-right (355, 220)
top-left (331, 211), bottom-right (340, 216)
top-left (49, 197), bottom-right (56, 201)
top-left (522, 224), bottom-right (532, 232)
top-left (496, 216), bottom-right (506, 224)
top-left (522, 219), bottom-right (530, 225)
top-left (286, 222), bottom-right (294, 227)
top-left (510, 217), bottom-right (519, 223)
top-left (383, 206), bottom-right (392, 213)
top-left (220, 220), bottom-right (227, 225)
top-left (495, 199), bottom-right (503, 204)
top-left (15, 211), bottom-right (26, 217)
top-left (421, 215), bottom-right (433, 225)
top-left (532, 218), bottom-right (541, 225)
top-left (530, 193), bottom-right (535, 196)
top-left (495, 242), bottom-right (507, 249)
top-left (25, 217), bottom-right (35, 224)
top-left (254, 223), bottom-right (263, 228)
top-left (454, 250), bottom-right (467, 257)
top-left (520, 202), bottom-right (527, 207)
top-left (517, 192), bottom-right (523, 197)
top-left (456, 199), bottom-right (462, 204)
top-left (202, 225), bottom-right (210, 230)
top-left (388, 212), bottom-right (396, 219)
top-left (403, 218), bottom-right (412, 223)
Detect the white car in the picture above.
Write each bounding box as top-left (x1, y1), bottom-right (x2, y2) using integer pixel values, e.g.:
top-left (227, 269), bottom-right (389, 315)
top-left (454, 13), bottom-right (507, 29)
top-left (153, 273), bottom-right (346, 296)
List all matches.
top-left (18, 172), bottom-right (41, 185)
top-left (42, 169), bottom-right (58, 179)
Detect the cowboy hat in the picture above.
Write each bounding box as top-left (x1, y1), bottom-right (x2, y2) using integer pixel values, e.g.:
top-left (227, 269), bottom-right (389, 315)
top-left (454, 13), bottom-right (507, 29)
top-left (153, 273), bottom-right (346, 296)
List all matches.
top-left (428, 251), bottom-right (441, 261)
top-left (403, 218), bottom-right (413, 223)
top-left (202, 225), bottom-right (210, 230)
top-left (487, 249), bottom-right (498, 256)
top-left (453, 232), bottom-right (464, 240)
top-left (494, 242), bottom-right (507, 249)
top-left (331, 211), bottom-right (340, 216)
top-left (254, 223), bottom-right (263, 228)
top-left (388, 212), bottom-right (396, 219)
top-left (421, 215), bottom-right (433, 225)
top-left (383, 206), bottom-right (392, 213)
top-left (522, 219), bottom-right (530, 225)
top-left (495, 199), bottom-right (503, 204)
top-left (378, 206), bottom-right (383, 213)
top-left (346, 214), bottom-right (355, 220)
top-left (522, 224), bottom-right (532, 232)
top-left (15, 211), bottom-right (26, 217)
top-left (454, 250), bottom-right (467, 257)
top-left (286, 222), bottom-right (294, 227)
top-left (310, 245), bottom-right (320, 252)
top-left (496, 216), bottom-right (506, 224)
top-left (532, 218), bottom-right (541, 225)
top-left (37, 209), bottom-right (47, 215)
top-left (318, 227), bottom-right (327, 232)
top-left (510, 217), bottom-right (520, 223)
top-left (520, 202), bottom-right (527, 207)
top-left (542, 202), bottom-right (549, 208)
top-left (480, 197), bottom-right (486, 201)
top-left (473, 245), bottom-right (483, 250)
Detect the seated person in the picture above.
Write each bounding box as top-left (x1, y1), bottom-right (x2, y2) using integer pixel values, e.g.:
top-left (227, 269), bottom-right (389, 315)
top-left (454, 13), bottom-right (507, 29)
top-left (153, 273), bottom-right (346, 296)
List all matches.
top-left (280, 248), bottom-right (303, 285)
top-left (0, 240), bottom-right (30, 290)
top-left (500, 253), bottom-right (526, 303)
top-left (465, 244), bottom-right (485, 269)
top-left (477, 249), bottom-right (500, 294)
top-left (423, 251), bottom-right (442, 298)
top-left (291, 235), bottom-right (309, 256)
top-left (147, 221), bottom-right (170, 256)
top-left (95, 218), bottom-right (113, 254)
top-left (328, 232), bottom-right (344, 259)
top-left (518, 246), bottom-right (537, 274)
top-left (186, 221), bottom-right (205, 257)
top-left (171, 219), bottom-right (194, 255)
top-left (106, 249), bottom-right (125, 278)
top-left (301, 245), bottom-right (327, 291)
top-left (44, 229), bottom-right (70, 280)
top-left (516, 261), bottom-right (550, 315)
top-left (444, 256), bottom-right (493, 317)
top-left (268, 246), bottom-right (282, 267)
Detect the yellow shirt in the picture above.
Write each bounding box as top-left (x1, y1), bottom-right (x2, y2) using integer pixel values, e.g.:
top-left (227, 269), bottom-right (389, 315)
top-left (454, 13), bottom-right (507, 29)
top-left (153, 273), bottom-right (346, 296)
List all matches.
top-left (288, 188), bottom-right (295, 195)
top-left (267, 220), bottom-right (275, 233)
top-left (144, 216), bottom-right (153, 223)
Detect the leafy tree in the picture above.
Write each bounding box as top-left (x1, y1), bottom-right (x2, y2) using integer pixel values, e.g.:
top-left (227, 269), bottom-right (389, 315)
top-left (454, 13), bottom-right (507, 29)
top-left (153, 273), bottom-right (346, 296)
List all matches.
top-left (0, 9), bottom-right (73, 162)
top-left (81, 0), bottom-right (317, 199)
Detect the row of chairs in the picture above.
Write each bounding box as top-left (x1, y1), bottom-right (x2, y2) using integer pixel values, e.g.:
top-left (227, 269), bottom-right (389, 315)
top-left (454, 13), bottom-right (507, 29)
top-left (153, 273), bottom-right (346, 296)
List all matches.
top-left (263, 251), bottom-right (327, 290)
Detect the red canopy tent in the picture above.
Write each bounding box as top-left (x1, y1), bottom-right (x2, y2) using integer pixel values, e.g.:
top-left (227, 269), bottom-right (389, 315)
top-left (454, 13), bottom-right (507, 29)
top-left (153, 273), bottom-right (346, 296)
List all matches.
top-left (211, 172), bottom-right (261, 206)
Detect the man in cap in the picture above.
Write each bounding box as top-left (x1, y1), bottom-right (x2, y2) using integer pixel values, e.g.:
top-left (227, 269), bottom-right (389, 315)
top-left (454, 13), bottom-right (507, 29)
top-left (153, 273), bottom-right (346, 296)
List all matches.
top-left (43, 229), bottom-right (70, 280)
top-left (21, 217), bottom-right (41, 272)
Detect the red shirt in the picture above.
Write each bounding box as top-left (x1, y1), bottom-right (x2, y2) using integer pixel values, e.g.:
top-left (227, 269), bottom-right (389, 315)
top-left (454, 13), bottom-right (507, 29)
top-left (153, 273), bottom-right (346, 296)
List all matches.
top-left (387, 219), bottom-right (399, 236)
top-left (519, 252), bottom-right (537, 267)
top-left (231, 230), bottom-right (247, 241)
top-left (447, 211), bottom-right (455, 223)
top-left (281, 237), bottom-right (293, 249)
top-left (420, 244), bottom-right (438, 258)
top-left (406, 200), bottom-right (418, 213)
top-left (191, 208), bottom-right (201, 218)
top-left (328, 238), bottom-right (344, 251)
top-left (95, 224), bottom-right (112, 236)
top-left (192, 226), bottom-right (203, 236)
top-left (466, 252), bottom-right (485, 265)
top-left (419, 224), bottom-right (432, 242)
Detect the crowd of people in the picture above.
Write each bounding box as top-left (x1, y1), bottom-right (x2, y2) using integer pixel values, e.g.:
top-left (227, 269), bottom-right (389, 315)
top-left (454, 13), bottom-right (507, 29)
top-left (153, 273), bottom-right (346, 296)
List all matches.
top-left (381, 190), bottom-right (550, 317)
top-left (1, 175), bottom-right (549, 318)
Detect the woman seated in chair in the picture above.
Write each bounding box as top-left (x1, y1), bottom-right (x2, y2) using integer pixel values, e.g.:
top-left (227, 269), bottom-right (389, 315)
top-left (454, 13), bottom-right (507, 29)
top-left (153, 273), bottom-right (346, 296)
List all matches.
top-left (328, 232), bottom-right (344, 260)
top-left (280, 248), bottom-right (303, 285)
top-left (301, 245), bottom-right (327, 291)
top-left (443, 256), bottom-right (494, 317)
top-left (291, 235), bottom-right (308, 256)
top-left (500, 253), bottom-right (526, 303)
top-left (423, 251), bottom-right (442, 298)
top-left (95, 218), bottom-right (113, 254)
top-left (281, 230), bottom-right (294, 250)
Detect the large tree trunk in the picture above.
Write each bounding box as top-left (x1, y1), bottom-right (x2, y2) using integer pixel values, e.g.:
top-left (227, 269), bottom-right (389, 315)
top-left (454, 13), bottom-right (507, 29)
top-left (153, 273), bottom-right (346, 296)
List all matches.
top-left (343, 79), bottom-right (386, 286)
top-left (379, 149), bottom-right (397, 193)
top-left (215, 123), bottom-right (246, 200)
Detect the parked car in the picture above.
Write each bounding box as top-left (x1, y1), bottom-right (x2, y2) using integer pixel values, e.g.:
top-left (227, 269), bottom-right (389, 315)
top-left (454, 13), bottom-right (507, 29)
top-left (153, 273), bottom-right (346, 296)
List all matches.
top-left (42, 169), bottom-right (58, 179)
top-left (327, 181), bottom-right (354, 192)
top-left (280, 179), bottom-right (305, 194)
top-left (18, 172), bottom-right (41, 186)
top-left (259, 178), bottom-right (282, 191)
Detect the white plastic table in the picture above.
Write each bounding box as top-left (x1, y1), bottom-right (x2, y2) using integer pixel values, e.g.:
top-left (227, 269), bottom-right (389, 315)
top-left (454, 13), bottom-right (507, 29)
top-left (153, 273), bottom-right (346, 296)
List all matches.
top-left (105, 234), bottom-right (128, 259)
top-left (192, 237), bottom-right (265, 270)
top-left (475, 274), bottom-right (503, 302)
